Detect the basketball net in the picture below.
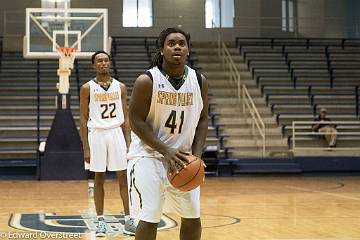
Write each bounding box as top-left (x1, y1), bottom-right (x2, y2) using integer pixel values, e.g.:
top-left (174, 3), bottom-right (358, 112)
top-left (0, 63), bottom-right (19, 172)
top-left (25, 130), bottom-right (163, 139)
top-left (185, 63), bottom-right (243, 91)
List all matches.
top-left (56, 47), bottom-right (76, 94)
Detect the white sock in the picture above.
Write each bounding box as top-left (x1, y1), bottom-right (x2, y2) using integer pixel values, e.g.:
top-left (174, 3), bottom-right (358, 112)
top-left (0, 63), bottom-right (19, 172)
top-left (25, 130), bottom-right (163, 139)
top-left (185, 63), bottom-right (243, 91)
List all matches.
top-left (88, 181), bottom-right (94, 188)
top-left (124, 215), bottom-right (130, 222)
top-left (98, 215), bottom-right (104, 220)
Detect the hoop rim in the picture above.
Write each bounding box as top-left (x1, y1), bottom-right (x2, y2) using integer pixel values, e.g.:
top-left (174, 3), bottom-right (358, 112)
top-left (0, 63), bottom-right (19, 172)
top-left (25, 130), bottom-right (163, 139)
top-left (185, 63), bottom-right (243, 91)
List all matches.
top-left (57, 47), bottom-right (77, 56)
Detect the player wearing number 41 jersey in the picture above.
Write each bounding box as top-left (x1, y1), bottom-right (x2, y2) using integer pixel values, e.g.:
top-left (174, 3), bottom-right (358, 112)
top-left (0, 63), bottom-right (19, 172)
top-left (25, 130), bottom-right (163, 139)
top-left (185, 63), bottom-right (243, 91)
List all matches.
top-left (128, 63), bottom-right (203, 158)
top-left (80, 51), bottom-right (134, 237)
top-left (127, 28), bottom-right (208, 240)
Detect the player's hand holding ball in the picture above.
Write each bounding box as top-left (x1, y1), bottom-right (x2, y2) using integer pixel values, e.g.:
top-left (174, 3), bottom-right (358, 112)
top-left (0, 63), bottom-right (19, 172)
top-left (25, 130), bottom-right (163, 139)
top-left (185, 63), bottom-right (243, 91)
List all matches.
top-left (162, 147), bottom-right (189, 173)
top-left (163, 148), bottom-right (205, 192)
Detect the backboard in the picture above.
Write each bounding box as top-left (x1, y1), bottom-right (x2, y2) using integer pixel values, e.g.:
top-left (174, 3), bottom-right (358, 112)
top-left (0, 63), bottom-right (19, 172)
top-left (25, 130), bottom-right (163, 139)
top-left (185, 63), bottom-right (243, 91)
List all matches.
top-left (24, 7), bottom-right (109, 59)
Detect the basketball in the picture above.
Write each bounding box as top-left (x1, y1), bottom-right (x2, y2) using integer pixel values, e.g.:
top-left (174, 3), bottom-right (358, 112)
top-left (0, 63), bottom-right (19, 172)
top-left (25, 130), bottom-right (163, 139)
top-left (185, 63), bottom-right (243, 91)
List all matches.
top-left (167, 155), bottom-right (205, 192)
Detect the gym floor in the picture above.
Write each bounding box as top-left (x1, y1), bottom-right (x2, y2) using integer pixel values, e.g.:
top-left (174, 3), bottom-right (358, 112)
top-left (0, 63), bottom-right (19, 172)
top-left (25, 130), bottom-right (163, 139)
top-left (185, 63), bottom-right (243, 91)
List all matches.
top-left (0, 176), bottom-right (360, 239)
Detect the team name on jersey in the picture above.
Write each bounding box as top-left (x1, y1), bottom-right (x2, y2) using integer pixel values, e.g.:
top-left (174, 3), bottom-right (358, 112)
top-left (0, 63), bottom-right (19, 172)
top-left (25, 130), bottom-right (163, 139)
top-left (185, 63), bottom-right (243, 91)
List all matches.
top-left (157, 91), bottom-right (193, 106)
top-left (94, 92), bottom-right (120, 102)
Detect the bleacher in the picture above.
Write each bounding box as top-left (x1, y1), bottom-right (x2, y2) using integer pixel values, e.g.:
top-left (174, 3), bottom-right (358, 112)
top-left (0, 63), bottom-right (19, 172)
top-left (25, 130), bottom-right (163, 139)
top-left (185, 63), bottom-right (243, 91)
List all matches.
top-left (0, 52), bottom-right (79, 175)
top-left (237, 38), bottom-right (360, 153)
top-left (0, 37), bottom-right (227, 177)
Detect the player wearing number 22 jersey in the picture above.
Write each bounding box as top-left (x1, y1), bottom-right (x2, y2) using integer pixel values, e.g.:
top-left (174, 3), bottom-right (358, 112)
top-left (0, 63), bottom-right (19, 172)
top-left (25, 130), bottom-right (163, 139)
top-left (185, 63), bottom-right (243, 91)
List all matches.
top-left (79, 51), bottom-right (133, 237)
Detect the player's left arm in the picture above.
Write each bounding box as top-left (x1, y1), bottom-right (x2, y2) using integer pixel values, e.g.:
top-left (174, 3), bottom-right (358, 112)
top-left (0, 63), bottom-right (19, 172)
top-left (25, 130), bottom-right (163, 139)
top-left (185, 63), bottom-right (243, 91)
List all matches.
top-left (192, 74), bottom-right (209, 159)
top-left (120, 82), bottom-right (131, 150)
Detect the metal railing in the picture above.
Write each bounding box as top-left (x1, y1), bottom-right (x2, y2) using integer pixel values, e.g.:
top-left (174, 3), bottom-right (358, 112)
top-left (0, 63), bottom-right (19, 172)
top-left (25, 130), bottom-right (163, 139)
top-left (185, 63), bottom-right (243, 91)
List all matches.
top-left (243, 85), bottom-right (266, 156)
top-left (218, 34), bottom-right (266, 157)
top-left (218, 41), bottom-right (241, 103)
top-left (292, 121), bottom-right (360, 152)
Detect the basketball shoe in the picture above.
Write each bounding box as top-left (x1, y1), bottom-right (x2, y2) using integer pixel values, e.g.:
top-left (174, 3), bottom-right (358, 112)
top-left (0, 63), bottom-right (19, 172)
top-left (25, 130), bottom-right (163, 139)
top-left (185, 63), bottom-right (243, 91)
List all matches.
top-left (96, 217), bottom-right (107, 237)
top-left (123, 218), bottom-right (137, 236)
top-left (88, 186), bottom-right (94, 198)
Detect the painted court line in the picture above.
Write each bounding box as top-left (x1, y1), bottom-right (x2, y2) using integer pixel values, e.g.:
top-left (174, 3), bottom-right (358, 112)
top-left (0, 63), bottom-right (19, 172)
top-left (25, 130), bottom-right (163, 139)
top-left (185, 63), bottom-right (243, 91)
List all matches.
top-left (286, 185), bottom-right (360, 201)
top-left (257, 239), bottom-right (360, 240)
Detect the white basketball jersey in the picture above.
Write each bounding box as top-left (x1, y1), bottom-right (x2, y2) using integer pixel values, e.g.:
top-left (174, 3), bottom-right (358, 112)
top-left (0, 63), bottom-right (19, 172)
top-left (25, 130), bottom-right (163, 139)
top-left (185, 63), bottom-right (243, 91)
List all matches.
top-left (128, 66), bottom-right (203, 159)
top-left (87, 79), bottom-right (124, 129)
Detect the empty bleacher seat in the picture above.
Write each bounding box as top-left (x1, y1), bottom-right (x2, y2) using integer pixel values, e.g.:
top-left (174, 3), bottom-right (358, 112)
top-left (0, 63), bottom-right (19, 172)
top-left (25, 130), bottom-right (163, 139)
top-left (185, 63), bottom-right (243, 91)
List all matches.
top-left (237, 37), bottom-right (360, 155)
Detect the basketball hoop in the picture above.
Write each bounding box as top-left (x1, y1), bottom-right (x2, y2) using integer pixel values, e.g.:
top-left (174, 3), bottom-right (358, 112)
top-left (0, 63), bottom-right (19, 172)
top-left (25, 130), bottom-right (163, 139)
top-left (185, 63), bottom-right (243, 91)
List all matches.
top-left (57, 47), bottom-right (76, 70)
top-left (57, 47), bottom-right (76, 94)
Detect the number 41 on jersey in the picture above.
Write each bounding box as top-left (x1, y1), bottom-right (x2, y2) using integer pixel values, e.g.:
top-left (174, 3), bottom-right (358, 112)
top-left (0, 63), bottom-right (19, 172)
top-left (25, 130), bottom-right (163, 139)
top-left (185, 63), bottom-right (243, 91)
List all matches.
top-left (165, 110), bottom-right (184, 134)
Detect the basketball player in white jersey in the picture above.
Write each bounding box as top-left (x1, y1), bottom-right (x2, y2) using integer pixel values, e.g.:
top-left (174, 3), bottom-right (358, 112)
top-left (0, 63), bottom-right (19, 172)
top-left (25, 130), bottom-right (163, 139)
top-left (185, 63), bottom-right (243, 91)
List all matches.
top-left (127, 28), bottom-right (208, 240)
top-left (79, 51), bottom-right (133, 237)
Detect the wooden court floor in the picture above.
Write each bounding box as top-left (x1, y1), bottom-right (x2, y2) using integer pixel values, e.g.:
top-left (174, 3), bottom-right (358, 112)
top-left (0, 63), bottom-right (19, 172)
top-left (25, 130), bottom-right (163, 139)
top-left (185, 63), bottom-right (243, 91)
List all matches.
top-left (1, 176), bottom-right (360, 239)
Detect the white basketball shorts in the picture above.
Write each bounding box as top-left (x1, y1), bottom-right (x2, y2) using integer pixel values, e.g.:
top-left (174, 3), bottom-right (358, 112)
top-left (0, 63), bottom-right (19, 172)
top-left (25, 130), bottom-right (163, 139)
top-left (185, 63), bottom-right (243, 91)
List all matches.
top-left (87, 127), bottom-right (127, 172)
top-left (127, 157), bottom-right (200, 223)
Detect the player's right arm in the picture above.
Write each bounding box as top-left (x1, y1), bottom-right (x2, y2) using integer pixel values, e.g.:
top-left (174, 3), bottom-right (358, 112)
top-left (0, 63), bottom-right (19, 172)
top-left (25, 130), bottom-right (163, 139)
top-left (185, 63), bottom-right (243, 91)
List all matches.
top-left (80, 83), bottom-right (90, 163)
top-left (129, 74), bottom-right (188, 173)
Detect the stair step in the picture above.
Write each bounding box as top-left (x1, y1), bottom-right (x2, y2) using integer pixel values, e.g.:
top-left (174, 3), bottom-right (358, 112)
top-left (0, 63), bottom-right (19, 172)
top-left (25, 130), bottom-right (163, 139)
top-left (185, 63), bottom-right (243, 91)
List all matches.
top-left (226, 139), bottom-right (287, 147)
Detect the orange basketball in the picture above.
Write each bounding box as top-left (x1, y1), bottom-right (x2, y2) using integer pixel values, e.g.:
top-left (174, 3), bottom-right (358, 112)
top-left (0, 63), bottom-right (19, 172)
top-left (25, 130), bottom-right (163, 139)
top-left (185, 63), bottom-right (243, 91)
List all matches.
top-left (167, 155), bottom-right (205, 192)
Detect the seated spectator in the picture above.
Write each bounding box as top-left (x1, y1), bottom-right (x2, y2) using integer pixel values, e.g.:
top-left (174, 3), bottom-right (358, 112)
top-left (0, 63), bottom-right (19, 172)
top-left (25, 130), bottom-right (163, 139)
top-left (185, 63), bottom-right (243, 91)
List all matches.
top-left (312, 108), bottom-right (337, 148)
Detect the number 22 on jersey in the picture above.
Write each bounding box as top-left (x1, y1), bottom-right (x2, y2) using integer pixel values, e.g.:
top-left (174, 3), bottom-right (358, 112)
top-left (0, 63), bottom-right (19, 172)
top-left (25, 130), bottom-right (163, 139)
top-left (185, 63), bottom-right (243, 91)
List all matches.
top-left (101, 103), bottom-right (116, 119)
top-left (165, 110), bottom-right (184, 134)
